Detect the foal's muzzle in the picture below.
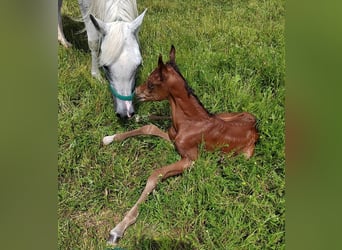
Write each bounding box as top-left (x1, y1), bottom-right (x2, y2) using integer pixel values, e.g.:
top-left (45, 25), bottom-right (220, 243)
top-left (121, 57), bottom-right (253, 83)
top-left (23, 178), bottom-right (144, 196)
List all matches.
top-left (134, 86), bottom-right (146, 102)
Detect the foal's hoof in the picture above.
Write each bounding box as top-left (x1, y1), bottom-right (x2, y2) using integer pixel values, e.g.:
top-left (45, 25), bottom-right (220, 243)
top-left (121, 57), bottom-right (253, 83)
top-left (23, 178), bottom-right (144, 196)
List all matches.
top-left (103, 135), bottom-right (116, 145)
top-left (107, 231), bottom-right (121, 245)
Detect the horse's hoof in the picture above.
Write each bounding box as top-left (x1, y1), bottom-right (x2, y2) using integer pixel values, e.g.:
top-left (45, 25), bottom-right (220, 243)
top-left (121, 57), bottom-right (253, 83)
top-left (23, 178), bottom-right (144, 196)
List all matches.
top-left (107, 231), bottom-right (121, 245)
top-left (91, 71), bottom-right (102, 80)
top-left (59, 40), bottom-right (72, 48)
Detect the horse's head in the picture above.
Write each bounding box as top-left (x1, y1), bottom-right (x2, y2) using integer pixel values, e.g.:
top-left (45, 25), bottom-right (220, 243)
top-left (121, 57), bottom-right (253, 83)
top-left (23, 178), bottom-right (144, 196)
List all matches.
top-left (90, 10), bottom-right (147, 119)
top-left (136, 45), bottom-right (179, 102)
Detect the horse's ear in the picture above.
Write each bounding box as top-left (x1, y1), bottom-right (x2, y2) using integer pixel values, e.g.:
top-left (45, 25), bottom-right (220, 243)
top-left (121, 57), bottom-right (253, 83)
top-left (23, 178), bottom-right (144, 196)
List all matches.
top-left (170, 45), bottom-right (176, 63)
top-left (90, 15), bottom-right (107, 35)
top-left (129, 9), bottom-right (147, 34)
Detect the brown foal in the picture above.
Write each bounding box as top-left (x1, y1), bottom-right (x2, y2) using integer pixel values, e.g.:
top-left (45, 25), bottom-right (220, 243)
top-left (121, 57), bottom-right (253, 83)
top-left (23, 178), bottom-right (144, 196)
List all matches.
top-left (103, 45), bottom-right (258, 245)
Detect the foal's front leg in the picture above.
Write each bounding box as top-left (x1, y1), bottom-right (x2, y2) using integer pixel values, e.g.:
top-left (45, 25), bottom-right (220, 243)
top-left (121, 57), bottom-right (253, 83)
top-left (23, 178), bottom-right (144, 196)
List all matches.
top-left (103, 124), bottom-right (170, 145)
top-left (107, 157), bottom-right (193, 245)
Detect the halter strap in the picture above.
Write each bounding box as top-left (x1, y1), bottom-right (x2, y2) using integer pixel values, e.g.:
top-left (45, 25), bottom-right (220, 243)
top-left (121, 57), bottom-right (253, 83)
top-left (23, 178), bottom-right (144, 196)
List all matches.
top-left (108, 84), bottom-right (135, 101)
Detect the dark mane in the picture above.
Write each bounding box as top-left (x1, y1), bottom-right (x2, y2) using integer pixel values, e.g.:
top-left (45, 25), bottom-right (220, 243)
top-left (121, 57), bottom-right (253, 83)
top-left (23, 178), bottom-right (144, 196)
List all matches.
top-left (166, 61), bottom-right (213, 116)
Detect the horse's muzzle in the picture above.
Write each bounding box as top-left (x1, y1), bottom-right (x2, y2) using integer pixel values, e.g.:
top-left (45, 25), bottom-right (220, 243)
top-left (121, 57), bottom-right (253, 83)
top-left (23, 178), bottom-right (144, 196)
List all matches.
top-left (116, 111), bottom-right (135, 119)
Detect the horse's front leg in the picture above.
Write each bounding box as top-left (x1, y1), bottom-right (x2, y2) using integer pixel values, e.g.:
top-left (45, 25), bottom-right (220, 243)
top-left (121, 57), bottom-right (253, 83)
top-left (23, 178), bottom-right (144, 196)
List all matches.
top-left (103, 124), bottom-right (170, 145)
top-left (107, 157), bottom-right (193, 245)
top-left (58, 0), bottom-right (72, 48)
top-left (78, 0), bottom-right (101, 78)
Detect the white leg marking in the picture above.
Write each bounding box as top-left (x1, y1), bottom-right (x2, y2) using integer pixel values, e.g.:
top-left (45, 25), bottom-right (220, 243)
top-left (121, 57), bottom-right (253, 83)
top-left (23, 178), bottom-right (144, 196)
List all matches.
top-left (103, 135), bottom-right (116, 145)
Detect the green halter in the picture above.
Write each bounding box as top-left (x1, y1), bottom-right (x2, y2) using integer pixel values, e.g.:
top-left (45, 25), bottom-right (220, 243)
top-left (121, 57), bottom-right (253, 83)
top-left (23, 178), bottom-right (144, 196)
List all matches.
top-left (108, 84), bottom-right (135, 101)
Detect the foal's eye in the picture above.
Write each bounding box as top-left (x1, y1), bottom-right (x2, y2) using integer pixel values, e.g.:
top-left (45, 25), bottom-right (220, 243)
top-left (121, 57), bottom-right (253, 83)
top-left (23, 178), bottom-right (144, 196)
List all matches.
top-left (147, 82), bottom-right (154, 90)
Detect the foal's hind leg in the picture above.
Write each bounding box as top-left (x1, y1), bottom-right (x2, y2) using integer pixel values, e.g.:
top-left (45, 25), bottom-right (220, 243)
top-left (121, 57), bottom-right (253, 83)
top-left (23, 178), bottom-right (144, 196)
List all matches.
top-left (107, 157), bottom-right (193, 245)
top-left (242, 144), bottom-right (255, 159)
top-left (103, 125), bottom-right (170, 145)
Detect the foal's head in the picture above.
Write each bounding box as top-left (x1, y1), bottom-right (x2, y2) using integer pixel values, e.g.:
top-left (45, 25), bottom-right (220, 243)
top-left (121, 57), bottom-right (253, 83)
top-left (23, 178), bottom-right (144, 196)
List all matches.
top-left (136, 45), bottom-right (184, 102)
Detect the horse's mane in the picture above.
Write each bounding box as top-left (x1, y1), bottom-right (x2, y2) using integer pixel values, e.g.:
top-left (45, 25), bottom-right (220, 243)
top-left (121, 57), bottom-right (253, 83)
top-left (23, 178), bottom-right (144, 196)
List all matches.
top-left (99, 23), bottom-right (125, 66)
top-left (90, 0), bottom-right (138, 22)
top-left (89, 0), bottom-right (139, 66)
top-left (166, 61), bottom-right (213, 116)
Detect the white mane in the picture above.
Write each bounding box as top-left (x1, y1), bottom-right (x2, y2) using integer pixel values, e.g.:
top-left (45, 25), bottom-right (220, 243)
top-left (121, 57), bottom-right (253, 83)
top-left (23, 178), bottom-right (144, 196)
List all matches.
top-left (89, 0), bottom-right (139, 66)
top-left (90, 0), bottom-right (138, 22)
top-left (100, 23), bottom-right (126, 66)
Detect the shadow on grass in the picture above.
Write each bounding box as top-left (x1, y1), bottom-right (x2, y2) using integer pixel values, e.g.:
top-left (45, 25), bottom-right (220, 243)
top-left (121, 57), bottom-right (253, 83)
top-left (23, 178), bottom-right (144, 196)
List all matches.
top-left (133, 235), bottom-right (195, 250)
top-left (61, 14), bottom-right (89, 52)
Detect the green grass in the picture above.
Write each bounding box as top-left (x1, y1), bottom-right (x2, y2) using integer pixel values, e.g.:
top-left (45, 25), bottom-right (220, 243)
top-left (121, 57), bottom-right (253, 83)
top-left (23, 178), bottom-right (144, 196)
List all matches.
top-left (58, 0), bottom-right (285, 249)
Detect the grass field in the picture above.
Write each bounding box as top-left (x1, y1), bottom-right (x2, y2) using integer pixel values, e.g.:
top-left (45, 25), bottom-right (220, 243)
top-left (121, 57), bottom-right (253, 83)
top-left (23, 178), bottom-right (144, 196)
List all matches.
top-left (58, 0), bottom-right (285, 249)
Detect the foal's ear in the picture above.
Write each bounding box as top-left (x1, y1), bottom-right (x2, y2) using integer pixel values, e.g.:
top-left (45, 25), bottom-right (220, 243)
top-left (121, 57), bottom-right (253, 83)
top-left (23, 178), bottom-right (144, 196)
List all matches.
top-left (169, 45), bottom-right (176, 63)
top-left (158, 54), bottom-right (164, 68)
top-left (90, 15), bottom-right (107, 35)
top-left (158, 54), bottom-right (166, 80)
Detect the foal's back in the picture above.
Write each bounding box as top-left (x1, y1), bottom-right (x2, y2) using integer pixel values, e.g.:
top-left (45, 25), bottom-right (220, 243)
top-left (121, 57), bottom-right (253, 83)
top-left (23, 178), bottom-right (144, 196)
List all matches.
top-left (203, 112), bottom-right (258, 158)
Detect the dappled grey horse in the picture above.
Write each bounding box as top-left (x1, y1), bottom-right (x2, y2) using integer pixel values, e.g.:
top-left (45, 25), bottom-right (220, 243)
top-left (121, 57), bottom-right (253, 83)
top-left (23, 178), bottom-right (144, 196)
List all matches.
top-left (59, 0), bottom-right (146, 118)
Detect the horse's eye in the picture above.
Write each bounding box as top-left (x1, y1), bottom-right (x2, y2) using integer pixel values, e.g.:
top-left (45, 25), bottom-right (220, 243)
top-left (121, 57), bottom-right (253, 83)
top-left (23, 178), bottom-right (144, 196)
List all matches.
top-left (102, 65), bottom-right (112, 81)
top-left (103, 65), bottom-right (109, 72)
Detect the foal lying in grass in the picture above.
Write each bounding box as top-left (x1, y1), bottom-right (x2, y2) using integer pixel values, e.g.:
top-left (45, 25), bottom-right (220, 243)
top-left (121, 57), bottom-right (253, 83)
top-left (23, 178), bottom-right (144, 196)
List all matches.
top-left (103, 45), bottom-right (259, 245)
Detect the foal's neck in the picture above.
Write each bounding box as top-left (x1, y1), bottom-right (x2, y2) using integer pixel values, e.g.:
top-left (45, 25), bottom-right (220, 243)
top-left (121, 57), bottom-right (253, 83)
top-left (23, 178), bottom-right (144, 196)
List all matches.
top-left (167, 79), bottom-right (210, 125)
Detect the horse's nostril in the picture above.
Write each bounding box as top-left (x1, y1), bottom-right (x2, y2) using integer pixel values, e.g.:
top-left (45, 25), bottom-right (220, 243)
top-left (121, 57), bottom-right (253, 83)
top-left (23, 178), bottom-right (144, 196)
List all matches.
top-left (116, 112), bottom-right (135, 120)
top-left (128, 112), bottom-right (135, 118)
top-left (116, 113), bottom-right (127, 119)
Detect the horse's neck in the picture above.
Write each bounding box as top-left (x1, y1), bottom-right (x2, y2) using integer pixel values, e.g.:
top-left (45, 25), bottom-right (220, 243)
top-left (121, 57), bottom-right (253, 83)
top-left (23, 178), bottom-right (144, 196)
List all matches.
top-left (168, 85), bottom-right (210, 127)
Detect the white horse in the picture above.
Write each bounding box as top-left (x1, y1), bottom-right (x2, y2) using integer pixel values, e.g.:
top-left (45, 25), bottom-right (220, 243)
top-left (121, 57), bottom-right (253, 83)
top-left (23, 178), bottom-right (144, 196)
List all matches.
top-left (59, 0), bottom-right (147, 118)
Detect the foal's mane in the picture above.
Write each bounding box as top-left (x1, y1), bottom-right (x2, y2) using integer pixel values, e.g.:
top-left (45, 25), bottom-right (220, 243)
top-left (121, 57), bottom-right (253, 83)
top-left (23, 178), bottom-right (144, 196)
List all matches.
top-left (166, 61), bottom-right (212, 116)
